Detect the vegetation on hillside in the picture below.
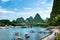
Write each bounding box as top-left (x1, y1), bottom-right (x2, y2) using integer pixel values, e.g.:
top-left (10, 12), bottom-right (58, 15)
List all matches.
top-left (33, 13), bottom-right (44, 23)
top-left (0, 20), bottom-right (11, 26)
top-left (0, 13), bottom-right (45, 26)
top-left (50, 0), bottom-right (60, 26)
top-left (0, 0), bottom-right (60, 26)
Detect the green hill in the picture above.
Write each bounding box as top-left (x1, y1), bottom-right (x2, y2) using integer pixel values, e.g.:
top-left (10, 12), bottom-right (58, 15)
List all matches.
top-left (34, 13), bottom-right (44, 23)
top-left (50, 0), bottom-right (60, 25)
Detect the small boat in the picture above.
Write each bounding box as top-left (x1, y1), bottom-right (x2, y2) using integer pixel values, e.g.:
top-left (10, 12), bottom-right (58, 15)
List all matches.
top-left (30, 30), bottom-right (35, 33)
top-left (38, 31), bottom-right (42, 33)
top-left (17, 38), bottom-right (23, 40)
top-left (15, 32), bottom-right (20, 36)
top-left (25, 33), bottom-right (30, 38)
top-left (14, 32), bottom-right (23, 40)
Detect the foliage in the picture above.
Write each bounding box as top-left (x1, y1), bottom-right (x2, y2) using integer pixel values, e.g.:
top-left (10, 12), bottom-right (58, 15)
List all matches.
top-left (0, 13), bottom-right (45, 26)
top-left (50, 0), bottom-right (60, 26)
top-left (54, 34), bottom-right (60, 40)
top-left (51, 14), bottom-right (60, 26)
top-left (0, 19), bottom-right (11, 26)
top-left (50, 0), bottom-right (60, 21)
top-left (11, 20), bottom-right (17, 26)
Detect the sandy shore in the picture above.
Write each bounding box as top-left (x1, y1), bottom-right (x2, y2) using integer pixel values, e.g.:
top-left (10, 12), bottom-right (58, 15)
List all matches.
top-left (0, 27), bottom-right (6, 29)
top-left (0, 26), bottom-right (9, 29)
top-left (42, 29), bottom-right (60, 40)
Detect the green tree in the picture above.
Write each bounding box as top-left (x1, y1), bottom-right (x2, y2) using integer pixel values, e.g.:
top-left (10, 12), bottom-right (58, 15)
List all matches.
top-left (0, 19), bottom-right (11, 26)
top-left (11, 20), bottom-right (17, 26)
top-left (50, 14), bottom-right (60, 26)
top-left (44, 18), bottom-right (51, 25)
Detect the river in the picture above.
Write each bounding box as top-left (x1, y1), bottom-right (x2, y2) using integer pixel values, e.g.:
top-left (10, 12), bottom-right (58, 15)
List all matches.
top-left (0, 26), bottom-right (50, 40)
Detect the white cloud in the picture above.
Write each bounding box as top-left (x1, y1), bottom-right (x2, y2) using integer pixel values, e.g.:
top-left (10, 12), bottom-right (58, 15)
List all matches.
top-left (36, 7), bottom-right (42, 10)
top-left (14, 8), bottom-right (18, 11)
top-left (0, 7), bottom-right (51, 20)
top-left (24, 8), bottom-right (32, 10)
top-left (0, 0), bottom-right (53, 20)
top-left (0, 7), bottom-right (15, 14)
top-left (41, 1), bottom-right (46, 4)
top-left (2, 0), bottom-right (9, 3)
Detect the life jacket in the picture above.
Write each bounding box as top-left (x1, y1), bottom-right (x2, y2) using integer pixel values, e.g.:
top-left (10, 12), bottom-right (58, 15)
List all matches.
top-left (17, 38), bottom-right (23, 40)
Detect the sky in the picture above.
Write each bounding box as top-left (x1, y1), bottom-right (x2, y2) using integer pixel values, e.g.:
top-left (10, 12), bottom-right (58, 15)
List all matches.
top-left (0, 0), bottom-right (53, 21)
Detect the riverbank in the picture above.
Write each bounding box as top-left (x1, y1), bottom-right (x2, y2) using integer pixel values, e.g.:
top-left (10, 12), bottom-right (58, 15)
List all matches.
top-left (54, 33), bottom-right (60, 40)
top-left (42, 29), bottom-right (60, 40)
top-left (0, 25), bottom-right (9, 29)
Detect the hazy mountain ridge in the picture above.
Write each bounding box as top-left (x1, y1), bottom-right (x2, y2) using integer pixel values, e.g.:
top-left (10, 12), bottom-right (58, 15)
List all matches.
top-left (0, 13), bottom-right (44, 26)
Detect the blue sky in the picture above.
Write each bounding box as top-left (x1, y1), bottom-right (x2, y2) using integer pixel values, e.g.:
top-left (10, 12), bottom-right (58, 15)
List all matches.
top-left (0, 0), bottom-right (53, 21)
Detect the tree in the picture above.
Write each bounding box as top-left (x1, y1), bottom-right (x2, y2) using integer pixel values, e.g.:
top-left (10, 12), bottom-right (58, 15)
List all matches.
top-left (0, 19), bottom-right (11, 26)
top-left (11, 20), bottom-right (17, 26)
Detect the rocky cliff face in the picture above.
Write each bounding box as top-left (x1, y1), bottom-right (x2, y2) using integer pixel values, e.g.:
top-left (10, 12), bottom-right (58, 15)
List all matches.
top-left (50, 0), bottom-right (60, 21)
top-left (50, 0), bottom-right (60, 25)
top-left (34, 13), bottom-right (44, 23)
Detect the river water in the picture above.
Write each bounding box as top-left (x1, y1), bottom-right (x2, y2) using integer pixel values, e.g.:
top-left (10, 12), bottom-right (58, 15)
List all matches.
top-left (0, 26), bottom-right (50, 40)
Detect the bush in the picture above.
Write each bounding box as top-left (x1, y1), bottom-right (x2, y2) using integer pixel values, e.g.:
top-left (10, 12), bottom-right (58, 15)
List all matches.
top-left (54, 34), bottom-right (60, 40)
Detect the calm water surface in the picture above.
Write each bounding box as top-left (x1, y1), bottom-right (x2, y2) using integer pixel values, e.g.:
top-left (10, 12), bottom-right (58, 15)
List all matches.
top-left (0, 26), bottom-right (50, 40)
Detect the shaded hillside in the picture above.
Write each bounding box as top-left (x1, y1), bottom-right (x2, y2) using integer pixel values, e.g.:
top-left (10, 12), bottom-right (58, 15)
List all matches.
top-left (34, 13), bottom-right (44, 23)
top-left (50, 0), bottom-right (60, 25)
top-left (25, 16), bottom-right (33, 24)
top-left (25, 13), bottom-right (44, 24)
top-left (0, 20), bottom-right (11, 26)
top-left (0, 13), bottom-right (44, 26)
top-left (50, 0), bottom-right (60, 21)
top-left (16, 17), bottom-right (25, 23)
